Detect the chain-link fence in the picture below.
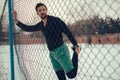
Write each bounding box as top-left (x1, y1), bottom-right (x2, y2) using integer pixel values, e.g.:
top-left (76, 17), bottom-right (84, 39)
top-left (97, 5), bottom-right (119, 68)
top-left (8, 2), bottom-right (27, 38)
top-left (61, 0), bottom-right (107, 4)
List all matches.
top-left (0, 0), bottom-right (120, 80)
top-left (0, 0), bottom-right (10, 80)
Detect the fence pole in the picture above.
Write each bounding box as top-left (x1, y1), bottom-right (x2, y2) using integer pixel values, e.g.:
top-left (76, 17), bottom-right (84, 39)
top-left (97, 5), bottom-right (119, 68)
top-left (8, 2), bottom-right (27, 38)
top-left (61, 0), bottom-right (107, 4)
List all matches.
top-left (8, 0), bottom-right (15, 80)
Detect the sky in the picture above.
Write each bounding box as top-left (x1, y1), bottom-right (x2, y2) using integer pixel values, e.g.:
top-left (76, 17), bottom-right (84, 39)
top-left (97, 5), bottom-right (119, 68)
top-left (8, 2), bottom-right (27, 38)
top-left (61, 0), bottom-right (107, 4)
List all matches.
top-left (0, 0), bottom-right (6, 15)
top-left (0, 0), bottom-right (8, 23)
top-left (0, 0), bottom-right (120, 24)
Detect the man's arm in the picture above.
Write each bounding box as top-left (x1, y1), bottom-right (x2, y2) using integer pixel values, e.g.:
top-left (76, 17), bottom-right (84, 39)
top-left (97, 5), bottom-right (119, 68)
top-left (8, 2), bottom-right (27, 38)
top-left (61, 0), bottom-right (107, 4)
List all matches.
top-left (16, 21), bottom-right (42, 32)
top-left (12, 10), bottom-right (41, 32)
top-left (58, 18), bottom-right (80, 54)
top-left (58, 18), bottom-right (77, 46)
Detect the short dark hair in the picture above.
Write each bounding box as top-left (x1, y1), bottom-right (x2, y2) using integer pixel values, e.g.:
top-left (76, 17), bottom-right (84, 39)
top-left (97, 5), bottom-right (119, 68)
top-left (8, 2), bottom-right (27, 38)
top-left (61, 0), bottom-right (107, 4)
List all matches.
top-left (35, 3), bottom-right (47, 11)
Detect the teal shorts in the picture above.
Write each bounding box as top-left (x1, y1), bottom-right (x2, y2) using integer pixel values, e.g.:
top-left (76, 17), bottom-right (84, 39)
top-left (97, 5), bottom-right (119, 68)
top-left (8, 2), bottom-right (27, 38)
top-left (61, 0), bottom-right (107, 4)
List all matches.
top-left (49, 43), bottom-right (73, 73)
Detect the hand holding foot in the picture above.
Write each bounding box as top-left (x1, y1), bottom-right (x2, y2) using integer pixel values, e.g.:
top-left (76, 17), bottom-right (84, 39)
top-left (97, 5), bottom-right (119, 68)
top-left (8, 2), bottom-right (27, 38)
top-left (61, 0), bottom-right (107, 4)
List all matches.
top-left (72, 45), bottom-right (81, 55)
top-left (75, 47), bottom-right (80, 55)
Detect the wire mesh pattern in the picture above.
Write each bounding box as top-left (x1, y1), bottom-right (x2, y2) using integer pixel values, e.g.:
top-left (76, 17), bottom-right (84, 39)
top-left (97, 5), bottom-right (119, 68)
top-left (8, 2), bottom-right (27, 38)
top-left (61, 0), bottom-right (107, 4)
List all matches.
top-left (0, 61), bottom-right (9, 80)
top-left (0, 0), bottom-right (120, 80)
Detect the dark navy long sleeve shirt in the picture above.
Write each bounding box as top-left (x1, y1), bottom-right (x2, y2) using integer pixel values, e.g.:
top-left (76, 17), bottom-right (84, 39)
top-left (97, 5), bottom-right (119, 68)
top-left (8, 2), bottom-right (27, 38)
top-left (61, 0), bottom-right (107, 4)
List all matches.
top-left (17, 15), bottom-right (77, 51)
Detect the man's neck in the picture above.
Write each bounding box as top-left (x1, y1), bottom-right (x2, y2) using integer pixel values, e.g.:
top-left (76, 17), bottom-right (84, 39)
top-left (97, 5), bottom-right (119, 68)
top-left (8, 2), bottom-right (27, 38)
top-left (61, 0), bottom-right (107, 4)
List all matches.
top-left (42, 17), bottom-right (47, 27)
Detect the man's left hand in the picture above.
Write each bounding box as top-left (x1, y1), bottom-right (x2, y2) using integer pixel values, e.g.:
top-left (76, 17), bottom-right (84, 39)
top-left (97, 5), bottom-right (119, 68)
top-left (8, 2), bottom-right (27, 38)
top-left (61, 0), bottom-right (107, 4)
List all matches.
top-left (75, 46), bottom-right (80, 55)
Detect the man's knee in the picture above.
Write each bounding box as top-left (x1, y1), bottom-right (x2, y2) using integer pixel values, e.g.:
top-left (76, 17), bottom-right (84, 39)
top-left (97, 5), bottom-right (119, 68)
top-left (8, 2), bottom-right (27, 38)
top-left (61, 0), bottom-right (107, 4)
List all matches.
top-left (56, 70), bottom-right (66, 80)
top-left (66, 69), bottom-right (77, 79)
top-left (66, 72), bottom-right (77, 79)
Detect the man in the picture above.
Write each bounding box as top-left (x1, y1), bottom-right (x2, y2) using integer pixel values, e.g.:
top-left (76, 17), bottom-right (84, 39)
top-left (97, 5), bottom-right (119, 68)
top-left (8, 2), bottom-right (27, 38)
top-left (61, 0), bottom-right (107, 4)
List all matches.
top-left (13, 3), bottom-right (80, 80)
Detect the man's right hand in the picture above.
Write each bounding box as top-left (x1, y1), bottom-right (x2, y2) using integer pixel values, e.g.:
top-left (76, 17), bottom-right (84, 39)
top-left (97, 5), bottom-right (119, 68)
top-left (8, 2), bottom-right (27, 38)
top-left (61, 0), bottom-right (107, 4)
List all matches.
top-left (12, 10), bottom-right (18, 24)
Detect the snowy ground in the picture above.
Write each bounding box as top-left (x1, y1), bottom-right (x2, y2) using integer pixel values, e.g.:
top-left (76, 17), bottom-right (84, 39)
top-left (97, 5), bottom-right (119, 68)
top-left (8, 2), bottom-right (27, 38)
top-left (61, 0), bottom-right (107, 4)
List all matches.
top-left (0, 44), bottom-right (120, 80)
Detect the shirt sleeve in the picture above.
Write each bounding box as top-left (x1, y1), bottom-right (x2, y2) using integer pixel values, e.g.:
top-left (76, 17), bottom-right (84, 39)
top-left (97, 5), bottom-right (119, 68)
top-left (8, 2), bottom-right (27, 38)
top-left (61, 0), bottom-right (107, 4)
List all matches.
top-left (57, 18), bottom-right (78, 46)
top-left (16, 21), bottom-right (42, 32)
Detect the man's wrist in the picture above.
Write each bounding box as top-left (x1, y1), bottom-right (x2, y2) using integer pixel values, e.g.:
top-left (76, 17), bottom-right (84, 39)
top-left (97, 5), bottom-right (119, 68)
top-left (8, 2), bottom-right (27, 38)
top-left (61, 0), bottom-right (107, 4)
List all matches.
top-left (73, 44), bottom-right (79, 48)
top-left (72, 44), bottom-right (79, 50)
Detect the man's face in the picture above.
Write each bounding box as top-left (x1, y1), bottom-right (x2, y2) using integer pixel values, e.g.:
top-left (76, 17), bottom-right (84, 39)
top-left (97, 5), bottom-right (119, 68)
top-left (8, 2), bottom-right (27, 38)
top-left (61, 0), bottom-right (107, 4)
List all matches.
top-left (37, 6), bottom-right (47, 19)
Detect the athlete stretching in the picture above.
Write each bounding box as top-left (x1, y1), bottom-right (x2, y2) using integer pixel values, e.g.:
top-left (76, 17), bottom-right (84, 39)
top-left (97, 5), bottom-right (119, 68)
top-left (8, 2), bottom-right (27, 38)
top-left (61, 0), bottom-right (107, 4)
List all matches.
top-left (13, 3), bottom-right (80, 80)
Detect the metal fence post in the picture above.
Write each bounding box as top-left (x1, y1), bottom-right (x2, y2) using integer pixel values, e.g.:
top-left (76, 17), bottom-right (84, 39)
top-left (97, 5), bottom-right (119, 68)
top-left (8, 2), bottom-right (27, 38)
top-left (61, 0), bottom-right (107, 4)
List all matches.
top-left (8, 0), bottom-right (15, 80)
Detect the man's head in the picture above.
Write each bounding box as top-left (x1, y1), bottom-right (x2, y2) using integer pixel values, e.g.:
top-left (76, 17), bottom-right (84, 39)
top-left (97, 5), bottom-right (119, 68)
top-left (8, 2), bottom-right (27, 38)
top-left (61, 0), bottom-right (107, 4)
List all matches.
top-left (35, 3), bottom-right (47, 19)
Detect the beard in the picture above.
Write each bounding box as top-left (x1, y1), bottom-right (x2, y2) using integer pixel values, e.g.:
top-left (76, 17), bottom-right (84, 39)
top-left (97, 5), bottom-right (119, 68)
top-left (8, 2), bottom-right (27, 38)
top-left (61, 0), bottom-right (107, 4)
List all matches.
top-left (40, 13), bottom-right (47, 19)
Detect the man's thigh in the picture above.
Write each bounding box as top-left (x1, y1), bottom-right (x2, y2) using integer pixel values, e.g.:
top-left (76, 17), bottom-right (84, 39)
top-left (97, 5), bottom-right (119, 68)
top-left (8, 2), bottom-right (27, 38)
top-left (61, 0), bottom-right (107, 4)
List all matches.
top-left (50, 43), bottom-right (74, 73)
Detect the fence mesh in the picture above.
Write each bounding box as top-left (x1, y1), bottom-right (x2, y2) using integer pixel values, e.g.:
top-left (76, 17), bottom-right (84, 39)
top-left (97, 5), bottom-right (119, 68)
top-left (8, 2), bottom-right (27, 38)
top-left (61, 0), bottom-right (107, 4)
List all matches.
top-left (0, 0), bottom-right (120, 80)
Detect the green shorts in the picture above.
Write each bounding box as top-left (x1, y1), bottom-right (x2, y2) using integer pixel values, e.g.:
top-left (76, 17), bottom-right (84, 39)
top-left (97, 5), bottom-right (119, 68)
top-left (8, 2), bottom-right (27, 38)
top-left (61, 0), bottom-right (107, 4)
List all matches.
top-left (49, 43), bottom-right (73, 73)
